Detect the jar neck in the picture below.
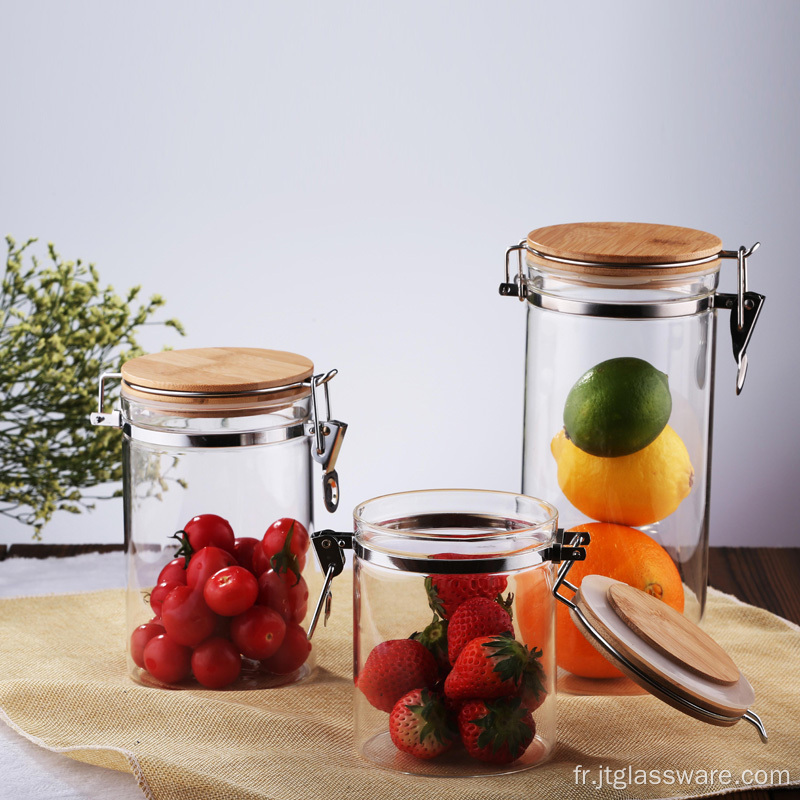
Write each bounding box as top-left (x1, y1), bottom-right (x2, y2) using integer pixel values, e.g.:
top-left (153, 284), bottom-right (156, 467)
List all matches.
top-left (525, 264), bottom-right (720, 320)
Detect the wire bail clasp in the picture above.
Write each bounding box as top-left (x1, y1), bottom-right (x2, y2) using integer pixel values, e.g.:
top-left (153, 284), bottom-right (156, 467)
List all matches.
top-left (308, 370), bottom-right (348, 513)
top-left (307, 530), bottom-right (353, 639)
top-left (712, 242), bottom-right (765, 395)
top-left (90, 372), bottom-right (123, 428)
top-left (499, 239), bottom-right (528, 301)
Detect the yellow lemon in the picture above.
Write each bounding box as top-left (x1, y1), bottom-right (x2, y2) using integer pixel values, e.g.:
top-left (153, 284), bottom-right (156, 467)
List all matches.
top-left (551, 424), bottom-right (693, 526)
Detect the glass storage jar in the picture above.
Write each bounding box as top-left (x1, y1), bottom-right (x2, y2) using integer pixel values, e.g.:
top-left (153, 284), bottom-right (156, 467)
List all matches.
top-left (498, 222), bottom-right (765, 636)
top-left (309, 489), bottom-right (767, 776)
top-left (91, 347), bottom-right (347, 689)
top-left (309, 489), bottom-right (588, 776)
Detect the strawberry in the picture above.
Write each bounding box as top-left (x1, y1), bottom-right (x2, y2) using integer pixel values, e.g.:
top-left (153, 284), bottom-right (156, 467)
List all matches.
top-left (458, 697), bottom-right (535, 764)
top-left (447, 595), bottom-right (514, 665)
top-left (410, 614), bottom-right (449, 675)
top-left (425, 553), bottom-right (508, 619)
top-left (389, 688), bottom-right (457, 760)
top-left (357, 639), bottom-right (439, 713)
top-left (444, 633), bottom-right (546, 702)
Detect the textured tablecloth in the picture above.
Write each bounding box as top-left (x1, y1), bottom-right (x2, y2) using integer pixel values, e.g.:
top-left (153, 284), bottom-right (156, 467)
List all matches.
top-left (0, 553), bottom-right (798, 800)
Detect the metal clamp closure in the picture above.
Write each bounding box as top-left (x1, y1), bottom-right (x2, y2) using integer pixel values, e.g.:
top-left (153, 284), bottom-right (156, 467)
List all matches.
top-left (308, 370), bottom-right (348, 513)
top-left (498, 239), bottom-right (528, 300)
top-left (713, 243), bottom-right (765, 395)
top-left (307, 530), bottom-right (353, 640)
top-left (90, 372), bottom-right (123, 428)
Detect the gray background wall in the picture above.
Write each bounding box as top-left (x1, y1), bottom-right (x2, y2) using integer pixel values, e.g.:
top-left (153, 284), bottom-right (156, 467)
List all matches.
top-left (1, 0), bottom-right (797, 546)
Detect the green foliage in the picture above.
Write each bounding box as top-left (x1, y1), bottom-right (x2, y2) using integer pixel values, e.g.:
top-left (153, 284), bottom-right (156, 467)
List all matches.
top-left (0, 236), bottom-right (185, 539)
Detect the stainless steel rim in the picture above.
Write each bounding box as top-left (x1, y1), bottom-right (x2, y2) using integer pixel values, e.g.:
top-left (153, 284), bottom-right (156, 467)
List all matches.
top-left (122, 420), bottom-right (310, 448)
top-left (527, 290), bottom-right (713, 319)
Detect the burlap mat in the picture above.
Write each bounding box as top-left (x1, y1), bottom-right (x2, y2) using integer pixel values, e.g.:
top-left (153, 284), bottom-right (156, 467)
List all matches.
top-left (0, 575), bottom-right (797, 800)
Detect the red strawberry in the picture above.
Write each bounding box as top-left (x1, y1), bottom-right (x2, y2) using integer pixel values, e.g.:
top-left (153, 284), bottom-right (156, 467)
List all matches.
top-left (357, 639), bottom-right (439, 713)
top-left (425, 553), bottom-right (508, 619)
top-left (410, 614), bottom-right (450, 675)
top-left (458, 697), bottom-right (535, 764)
top-left (389, 688), bottom-right (457, 760)
top-left (444, 633), bottom-right (546, 702)
top-left (447, 595), bottom-right (514, 665)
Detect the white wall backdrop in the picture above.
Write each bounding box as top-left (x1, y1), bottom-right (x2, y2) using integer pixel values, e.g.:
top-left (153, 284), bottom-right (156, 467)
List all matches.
top-left (1, 0), bottom-right (797, 546)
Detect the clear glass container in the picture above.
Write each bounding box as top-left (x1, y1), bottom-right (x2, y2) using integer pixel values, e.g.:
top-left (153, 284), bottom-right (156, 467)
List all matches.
top-left (499, 222), bottom-right (765, 688)
top-left (351, 489), bottom-right (560, 776)
top-left (92, 347), bottom-right (347, 690)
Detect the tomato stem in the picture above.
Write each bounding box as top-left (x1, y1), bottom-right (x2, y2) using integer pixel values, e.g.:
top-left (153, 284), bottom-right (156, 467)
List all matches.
top-left (169, 530), bottom-right (194, 568)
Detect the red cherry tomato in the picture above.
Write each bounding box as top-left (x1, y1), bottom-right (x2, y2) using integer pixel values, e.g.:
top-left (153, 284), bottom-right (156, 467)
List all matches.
top-left (257, 570), bottom-right (309, 624)
top-left (230, 606), bottom-right (286, 660)
top-left (183, 514), bottom-right (236, 554)
top-left (143, 634), bottom-right (191, 683)
top-left (161, 585), bottom-right (218, 647)
top-left (204, 566), bottom-right (258, 616)
top-left (191, 637), bottom-right (242, 689)
top-left (157, 557), bottom-right (188, 586)
top-left (150, 580), bottom-right (181, 617)
top-left (262, 622), bottom-right (311, 675)
top-left (186, 546), bottom-right (237, 590)
top-left (130, 621), bottom-right (165, 668)
top-left (261, 518), bottom-right (309, 578)
top-left (232, 537), bottom-right (261, 573)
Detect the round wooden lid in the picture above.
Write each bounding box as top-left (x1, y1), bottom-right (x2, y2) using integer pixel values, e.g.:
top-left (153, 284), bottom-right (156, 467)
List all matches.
top-left (526, 222), bottom-right (722, 277)
top-left (573, 575), bottom-right (755, 726)
top-left (121, 347), bottom-right (314, 404)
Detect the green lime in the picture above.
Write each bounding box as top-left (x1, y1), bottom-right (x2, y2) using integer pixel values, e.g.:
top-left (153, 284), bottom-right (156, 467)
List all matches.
top-left (563, 357), bottom-right (672, 458)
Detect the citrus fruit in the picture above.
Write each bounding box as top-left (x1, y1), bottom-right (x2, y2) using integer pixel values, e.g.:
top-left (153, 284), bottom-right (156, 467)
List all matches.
top-left (563, 357), bottom-right (672, 457)
top-left (551, 424), bottom-right (693, 527)
top-left (554, 522), bottom-right (684, 679)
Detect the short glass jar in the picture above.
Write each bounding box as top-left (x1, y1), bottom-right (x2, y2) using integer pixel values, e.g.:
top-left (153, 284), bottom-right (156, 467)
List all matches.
top-left (92, 347), bottom-right (347, 690)
top-left (311, 489), bottom-right (582, 776)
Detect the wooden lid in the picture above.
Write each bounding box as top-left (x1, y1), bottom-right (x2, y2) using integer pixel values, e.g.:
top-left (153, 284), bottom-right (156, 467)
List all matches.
top-left (573, 575), bottom-right (755, 726)
top-left (526, 222), bottom-right (722, 277)
top-left (121, 347), bottom-right (314, 408)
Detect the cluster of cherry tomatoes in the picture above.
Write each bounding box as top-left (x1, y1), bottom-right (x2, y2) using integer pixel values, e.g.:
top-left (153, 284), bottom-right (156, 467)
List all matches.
top-left (130, 513), bottom-right (312, 689)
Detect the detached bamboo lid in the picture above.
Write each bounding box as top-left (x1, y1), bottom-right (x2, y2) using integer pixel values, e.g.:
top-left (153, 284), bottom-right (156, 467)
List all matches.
top-left (121, 347), bottom-right (314, 410)
top-left (526, 222), bottom-right (723, 277)
top-left (572, 575), bottom-right (761, 732)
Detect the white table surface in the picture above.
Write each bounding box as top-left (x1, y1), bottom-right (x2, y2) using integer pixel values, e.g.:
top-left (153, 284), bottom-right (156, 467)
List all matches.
top-left (0, 552), bottom-right (144, 800)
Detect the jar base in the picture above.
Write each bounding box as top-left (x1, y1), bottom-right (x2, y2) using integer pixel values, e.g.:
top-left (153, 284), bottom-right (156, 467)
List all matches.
top-left (359, 732), bottom-right (552, 777)
top-left (129, 658), bottom-right (316, 691)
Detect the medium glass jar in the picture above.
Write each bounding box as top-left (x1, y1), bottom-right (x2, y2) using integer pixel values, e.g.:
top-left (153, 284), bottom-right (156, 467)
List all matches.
top-left (92, 347), bottom-right (347, 689)
top-left (310, 489), bottom-right (587, 776)
top-left (498, 223), bottom-right (765, 644)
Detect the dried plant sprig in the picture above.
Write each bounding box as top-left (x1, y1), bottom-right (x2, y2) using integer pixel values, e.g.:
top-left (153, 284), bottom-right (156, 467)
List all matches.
top-left (0, 236), bottom-right (185, 539)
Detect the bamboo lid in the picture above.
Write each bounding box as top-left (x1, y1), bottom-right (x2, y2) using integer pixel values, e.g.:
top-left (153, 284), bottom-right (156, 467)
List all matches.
top-left (573, 575), bottom-right (757, 728)
top-left (526, 222), bottom-right (723, 277)
top-left (121, 347), bottom-right (314, 409)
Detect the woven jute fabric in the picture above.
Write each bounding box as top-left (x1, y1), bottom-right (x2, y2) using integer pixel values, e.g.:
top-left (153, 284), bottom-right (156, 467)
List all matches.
top-left (0, 577), bottom-right (797, 800)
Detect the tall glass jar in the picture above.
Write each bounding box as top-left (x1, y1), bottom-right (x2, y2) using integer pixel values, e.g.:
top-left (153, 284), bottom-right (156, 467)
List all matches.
top-left (92, 347), bottom-right (347, 689)
top-left (310, 489), bottom-right (588, 776)
top-left (498, 223), bottom-right (764, 644)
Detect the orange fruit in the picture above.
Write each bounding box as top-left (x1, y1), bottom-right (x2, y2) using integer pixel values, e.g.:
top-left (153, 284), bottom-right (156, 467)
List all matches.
top-left (516, 522), bottom-right (684, 679)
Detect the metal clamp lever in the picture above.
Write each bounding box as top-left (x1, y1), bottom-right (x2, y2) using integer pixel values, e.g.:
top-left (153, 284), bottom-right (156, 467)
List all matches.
top-left (308, 371), bottom-right (348, 513)
top-left (543, 528), bottom-right (589, 565)
top-left (498, 239), bottom-right (528, 300)
top-left (307, 530), bottom-right (353, 640)
top-left (713, 243), bottom-right (765, 395)
top-left (90, 372), bottom-right (123, 428)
